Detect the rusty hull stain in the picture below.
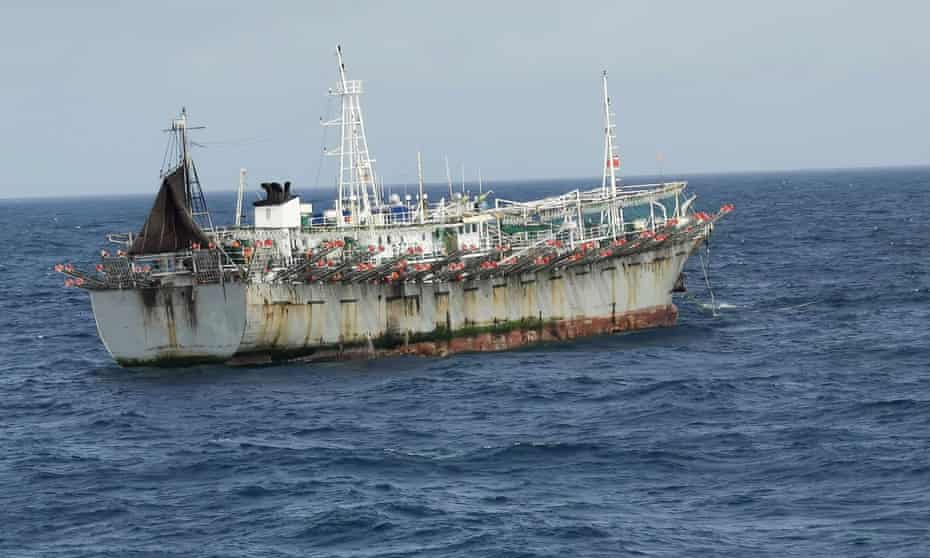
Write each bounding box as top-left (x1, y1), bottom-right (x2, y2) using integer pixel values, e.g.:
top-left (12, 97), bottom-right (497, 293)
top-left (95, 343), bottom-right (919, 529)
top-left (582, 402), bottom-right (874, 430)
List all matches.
top-left (235, 239), bottom-right (694, 363)
top-left (266, 304), bottom-right (679, 364)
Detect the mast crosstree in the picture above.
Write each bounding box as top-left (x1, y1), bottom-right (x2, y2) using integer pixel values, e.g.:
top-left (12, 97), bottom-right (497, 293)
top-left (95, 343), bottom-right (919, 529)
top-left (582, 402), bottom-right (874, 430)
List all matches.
top-left (165, 108), bottom-right (214, 230)
top-left (323, 45), bottom-right (381, 227)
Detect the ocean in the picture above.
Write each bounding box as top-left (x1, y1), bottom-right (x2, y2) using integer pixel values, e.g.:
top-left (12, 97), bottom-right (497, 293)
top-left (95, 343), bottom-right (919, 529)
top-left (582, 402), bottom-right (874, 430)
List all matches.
top-left (1, 167), bottom-right (929, 556)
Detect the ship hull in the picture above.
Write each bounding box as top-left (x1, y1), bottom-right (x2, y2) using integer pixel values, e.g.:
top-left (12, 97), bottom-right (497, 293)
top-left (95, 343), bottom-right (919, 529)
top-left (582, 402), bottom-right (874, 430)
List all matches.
top-left (89, 282), bottom-right (247, 366)
top-left (89, 240), bottom-right (698, 366)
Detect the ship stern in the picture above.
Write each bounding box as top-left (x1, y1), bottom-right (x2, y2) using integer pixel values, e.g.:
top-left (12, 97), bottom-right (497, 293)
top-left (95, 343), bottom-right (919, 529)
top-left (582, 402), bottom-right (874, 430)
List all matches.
top-left (89, 282), bottom-right (247, 366)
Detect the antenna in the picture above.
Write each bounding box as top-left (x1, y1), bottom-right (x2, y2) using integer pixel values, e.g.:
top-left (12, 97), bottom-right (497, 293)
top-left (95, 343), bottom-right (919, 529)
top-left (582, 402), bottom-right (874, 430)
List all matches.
top-left (478, 168), bottom-right (483, 195)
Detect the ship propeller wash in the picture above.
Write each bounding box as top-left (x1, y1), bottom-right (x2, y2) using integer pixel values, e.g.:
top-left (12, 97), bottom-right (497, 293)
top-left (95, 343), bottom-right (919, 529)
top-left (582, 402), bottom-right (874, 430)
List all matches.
top-left (56, 47), bottom-right (734, 366)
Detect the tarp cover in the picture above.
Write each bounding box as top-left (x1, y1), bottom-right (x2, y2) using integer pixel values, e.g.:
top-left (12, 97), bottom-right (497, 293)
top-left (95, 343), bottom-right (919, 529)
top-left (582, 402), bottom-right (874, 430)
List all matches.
top-left (129, 165), bottom-right (210, 255)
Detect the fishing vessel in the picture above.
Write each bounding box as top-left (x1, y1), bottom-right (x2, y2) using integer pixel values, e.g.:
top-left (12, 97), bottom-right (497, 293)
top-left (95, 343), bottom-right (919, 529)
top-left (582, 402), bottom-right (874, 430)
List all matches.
top-left (56, 46), bottom-right (732, 366)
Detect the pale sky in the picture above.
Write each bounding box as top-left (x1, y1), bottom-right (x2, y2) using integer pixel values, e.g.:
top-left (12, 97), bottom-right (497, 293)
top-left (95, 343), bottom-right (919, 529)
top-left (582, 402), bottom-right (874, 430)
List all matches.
top-left (2, 1), bottom-right (928, 198)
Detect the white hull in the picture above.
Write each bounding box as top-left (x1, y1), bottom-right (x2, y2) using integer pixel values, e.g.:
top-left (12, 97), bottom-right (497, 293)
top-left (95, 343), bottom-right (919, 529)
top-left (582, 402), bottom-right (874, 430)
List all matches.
top-left (90, 282), bottom-right (247, 366)
top-left (88, 240), bottom-right (697, 366)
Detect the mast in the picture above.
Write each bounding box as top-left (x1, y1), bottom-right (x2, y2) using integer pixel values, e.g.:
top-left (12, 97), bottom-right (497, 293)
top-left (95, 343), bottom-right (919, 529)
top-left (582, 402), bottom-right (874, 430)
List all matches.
top-left (170, 108), bottom-right (213, 230)
top-left (603, 71), bottom-right (618, 197)
top-left (324, 45), bottom-right (380, 227)
top-left (444, 156), bottom-right (453, 200)
top-left (235, 168), bottom-right (247, 227)
top-left (602, 71), bottom-right (618, 236)
top-left (179, 109), bottom-right (191, 208)
top-left (417, 151), bottom-right (426, 224)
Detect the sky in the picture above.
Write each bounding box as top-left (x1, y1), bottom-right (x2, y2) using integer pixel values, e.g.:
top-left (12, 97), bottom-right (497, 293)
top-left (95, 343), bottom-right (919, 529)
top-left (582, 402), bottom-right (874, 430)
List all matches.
top-left (1, 1), bottom-right (929, 198)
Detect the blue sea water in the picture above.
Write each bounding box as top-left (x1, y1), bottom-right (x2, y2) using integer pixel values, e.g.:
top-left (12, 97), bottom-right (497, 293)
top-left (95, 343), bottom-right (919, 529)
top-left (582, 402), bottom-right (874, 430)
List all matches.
top-left (1, 167), bottom-right (929, 557)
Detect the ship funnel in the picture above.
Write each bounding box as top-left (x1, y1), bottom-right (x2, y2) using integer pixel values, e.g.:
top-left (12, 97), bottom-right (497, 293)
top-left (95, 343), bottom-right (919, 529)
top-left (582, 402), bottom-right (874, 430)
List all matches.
top-left (255, 180), bottom-right (297, 207)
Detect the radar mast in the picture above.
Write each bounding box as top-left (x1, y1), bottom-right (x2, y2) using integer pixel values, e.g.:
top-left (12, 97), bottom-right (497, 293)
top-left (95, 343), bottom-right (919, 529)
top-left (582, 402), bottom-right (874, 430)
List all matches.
top-left (323, 45), bottom-right (381, 227)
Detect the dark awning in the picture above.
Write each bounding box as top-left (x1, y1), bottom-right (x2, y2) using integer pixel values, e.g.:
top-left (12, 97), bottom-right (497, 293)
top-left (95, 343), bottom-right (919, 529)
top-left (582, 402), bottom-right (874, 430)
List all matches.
top-left (129, 165), bottom-right (210, 255)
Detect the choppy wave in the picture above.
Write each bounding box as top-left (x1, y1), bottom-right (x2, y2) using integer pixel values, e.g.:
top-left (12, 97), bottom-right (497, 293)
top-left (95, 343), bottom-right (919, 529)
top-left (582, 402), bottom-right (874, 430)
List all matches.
top-left (2, 168), bottom-right (930, 555)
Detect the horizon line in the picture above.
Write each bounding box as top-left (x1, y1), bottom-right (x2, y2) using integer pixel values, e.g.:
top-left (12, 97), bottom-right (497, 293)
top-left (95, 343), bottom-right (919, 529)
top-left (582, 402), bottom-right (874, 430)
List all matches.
top-left (1, 162), bottom-right (927, 202)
